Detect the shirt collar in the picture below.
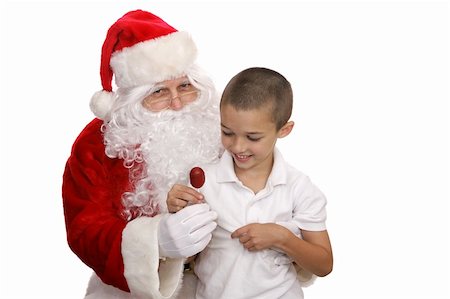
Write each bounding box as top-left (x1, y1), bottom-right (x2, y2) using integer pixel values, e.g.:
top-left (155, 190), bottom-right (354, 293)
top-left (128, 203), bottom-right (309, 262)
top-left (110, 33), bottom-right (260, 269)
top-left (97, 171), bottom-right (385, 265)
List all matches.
top-left (216, 151), bottom-right (238, 183)
top-left (268, 148), bottom-right (287, 186)
top-left (216, 148), bottom-right (287, 186)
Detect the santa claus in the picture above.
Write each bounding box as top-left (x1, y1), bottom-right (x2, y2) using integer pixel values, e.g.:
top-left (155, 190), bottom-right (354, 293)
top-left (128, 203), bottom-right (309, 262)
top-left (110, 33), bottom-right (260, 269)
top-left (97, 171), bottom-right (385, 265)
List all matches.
top-left (62, 10), bottom-right (222, 299)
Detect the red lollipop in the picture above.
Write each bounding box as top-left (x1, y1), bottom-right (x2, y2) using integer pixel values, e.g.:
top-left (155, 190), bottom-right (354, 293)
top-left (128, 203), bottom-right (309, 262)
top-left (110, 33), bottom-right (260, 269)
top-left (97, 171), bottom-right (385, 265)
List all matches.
top-left (190, 167), bottom-right (205, 188)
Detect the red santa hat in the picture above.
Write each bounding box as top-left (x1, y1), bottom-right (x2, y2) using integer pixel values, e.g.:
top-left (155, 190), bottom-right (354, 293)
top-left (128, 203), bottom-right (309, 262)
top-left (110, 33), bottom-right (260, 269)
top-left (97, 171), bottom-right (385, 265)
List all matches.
top-left (90, 9), bottom-right (198, 119)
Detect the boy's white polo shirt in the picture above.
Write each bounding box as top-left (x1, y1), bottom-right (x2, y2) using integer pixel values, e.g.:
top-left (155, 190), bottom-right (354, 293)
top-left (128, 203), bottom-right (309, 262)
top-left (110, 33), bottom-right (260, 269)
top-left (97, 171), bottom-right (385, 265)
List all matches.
top-left (194, 148), bottom-right (327, 299)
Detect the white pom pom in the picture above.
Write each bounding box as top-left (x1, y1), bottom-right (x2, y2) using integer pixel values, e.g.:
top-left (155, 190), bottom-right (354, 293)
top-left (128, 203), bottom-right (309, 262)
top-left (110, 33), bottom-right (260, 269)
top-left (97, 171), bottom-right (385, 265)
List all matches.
top-left (90, 90), bottom-right (115, 120)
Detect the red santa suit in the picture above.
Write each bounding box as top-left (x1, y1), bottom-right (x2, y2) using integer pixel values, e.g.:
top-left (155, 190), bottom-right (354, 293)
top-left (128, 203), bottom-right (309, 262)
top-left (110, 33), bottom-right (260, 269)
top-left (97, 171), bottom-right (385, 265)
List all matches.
top-left (63, 118), bottom-right (185, 298)
top-left (62, 10), bottom-right (220, 299)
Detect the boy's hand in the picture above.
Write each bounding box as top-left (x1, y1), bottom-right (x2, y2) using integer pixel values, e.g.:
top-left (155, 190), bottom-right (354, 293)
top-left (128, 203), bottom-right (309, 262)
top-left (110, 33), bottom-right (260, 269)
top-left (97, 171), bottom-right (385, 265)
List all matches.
top-left (231, 223), bottom-right (291, 251)
top-left (167, 184), bottom-right (204, 213)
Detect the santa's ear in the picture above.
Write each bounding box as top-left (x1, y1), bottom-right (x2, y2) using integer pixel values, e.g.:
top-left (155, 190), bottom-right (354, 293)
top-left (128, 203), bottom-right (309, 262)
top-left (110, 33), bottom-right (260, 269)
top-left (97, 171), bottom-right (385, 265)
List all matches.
top-left (278, 121), bottom-right (294, 138)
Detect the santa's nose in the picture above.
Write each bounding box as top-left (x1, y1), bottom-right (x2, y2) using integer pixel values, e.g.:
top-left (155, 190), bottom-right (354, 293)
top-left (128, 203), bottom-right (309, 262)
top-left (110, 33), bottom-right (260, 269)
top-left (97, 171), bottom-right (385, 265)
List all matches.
top-left (169, 96), bottom-right (183, 111)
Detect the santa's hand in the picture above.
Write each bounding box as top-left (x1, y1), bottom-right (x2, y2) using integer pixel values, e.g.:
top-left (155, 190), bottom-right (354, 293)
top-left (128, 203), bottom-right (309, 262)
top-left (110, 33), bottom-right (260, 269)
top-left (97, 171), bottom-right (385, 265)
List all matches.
top-left (158, 203), bottom-right (217, 258)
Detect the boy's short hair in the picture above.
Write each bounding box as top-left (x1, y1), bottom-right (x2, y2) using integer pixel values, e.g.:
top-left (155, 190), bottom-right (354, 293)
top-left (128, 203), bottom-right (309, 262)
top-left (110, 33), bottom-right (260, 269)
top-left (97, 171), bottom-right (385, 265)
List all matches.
top-left (220, 67), bottom-right (293, 130)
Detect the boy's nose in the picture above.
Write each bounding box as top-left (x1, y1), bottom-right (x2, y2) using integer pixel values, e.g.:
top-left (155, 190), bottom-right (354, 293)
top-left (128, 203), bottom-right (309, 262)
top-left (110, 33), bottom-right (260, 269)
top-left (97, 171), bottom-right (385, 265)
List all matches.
top-left (231, 137), bottom-right (246, 153)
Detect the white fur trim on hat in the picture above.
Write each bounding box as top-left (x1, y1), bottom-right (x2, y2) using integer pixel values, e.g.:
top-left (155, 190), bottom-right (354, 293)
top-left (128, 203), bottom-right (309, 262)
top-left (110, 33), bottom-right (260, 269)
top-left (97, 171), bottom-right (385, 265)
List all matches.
top-left (90, 90), bottom-right (115, 120)
top-left (110, 31), bottom-right (197, 88)
top-left (122, 215), bottom-right (184, 299)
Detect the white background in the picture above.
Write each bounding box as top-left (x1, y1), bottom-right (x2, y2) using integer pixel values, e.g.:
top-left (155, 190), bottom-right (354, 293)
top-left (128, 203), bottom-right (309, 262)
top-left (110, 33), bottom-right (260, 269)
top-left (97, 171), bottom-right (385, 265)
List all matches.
top-left (1, 0), bottom-right (449, 298)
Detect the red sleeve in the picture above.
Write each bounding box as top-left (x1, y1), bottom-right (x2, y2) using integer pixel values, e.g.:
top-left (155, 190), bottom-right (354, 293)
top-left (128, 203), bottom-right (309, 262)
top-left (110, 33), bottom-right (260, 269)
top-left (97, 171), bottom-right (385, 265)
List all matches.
top-left (62, 118), bottom-right (131, 292)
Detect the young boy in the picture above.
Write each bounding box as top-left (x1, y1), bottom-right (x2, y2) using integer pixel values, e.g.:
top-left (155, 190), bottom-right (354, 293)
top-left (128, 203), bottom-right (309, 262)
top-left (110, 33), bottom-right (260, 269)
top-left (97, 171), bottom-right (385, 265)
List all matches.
top-left (167, 67), bottom-right (333, 298)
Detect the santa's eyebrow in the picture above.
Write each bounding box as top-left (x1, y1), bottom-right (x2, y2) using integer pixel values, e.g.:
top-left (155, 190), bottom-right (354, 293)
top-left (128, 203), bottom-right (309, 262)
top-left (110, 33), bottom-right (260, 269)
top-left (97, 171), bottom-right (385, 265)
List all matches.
top-left (151, 85), bottom-right (167, 92)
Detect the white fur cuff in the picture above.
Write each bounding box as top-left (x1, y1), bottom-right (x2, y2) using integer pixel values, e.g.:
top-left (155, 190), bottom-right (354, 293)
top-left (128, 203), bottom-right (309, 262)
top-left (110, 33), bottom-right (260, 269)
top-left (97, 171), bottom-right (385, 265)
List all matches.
top-left (122, 215), bottom-right (185, 299)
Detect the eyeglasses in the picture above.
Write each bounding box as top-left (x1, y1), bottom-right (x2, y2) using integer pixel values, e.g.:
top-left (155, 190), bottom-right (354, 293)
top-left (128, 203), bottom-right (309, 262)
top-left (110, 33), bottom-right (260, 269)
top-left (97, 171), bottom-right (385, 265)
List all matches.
top-left (143, 89), bottom-right (199, 112)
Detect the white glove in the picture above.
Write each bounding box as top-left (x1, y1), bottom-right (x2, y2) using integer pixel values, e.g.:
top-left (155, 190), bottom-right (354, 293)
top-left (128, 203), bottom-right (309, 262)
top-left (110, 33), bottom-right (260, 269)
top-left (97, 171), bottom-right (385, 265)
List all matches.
top-left (158, 203), bottom-right (217, 258)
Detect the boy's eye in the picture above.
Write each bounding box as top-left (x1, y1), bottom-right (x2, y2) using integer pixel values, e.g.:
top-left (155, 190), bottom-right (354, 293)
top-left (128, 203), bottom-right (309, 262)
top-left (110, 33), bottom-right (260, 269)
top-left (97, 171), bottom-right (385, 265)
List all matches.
top-left (222, 130), bottom-right (233, 136)
top-left (248, 136), bottom-right (262, 141)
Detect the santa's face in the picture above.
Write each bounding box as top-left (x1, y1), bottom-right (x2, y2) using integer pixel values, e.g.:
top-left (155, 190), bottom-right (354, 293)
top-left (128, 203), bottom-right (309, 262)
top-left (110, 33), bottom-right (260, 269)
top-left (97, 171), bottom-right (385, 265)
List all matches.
top-left (142, 76), bottom-right (199, 112)
top-left (104, 73), bottom-right (222, 219)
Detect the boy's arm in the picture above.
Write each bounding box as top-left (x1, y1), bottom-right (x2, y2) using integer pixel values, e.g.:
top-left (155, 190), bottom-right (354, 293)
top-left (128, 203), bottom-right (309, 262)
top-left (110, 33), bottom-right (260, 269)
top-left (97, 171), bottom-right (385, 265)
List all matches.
top-left (281, 229), bottom-right (333, 277)
top-left (231, 223), bottom-right (333, 277)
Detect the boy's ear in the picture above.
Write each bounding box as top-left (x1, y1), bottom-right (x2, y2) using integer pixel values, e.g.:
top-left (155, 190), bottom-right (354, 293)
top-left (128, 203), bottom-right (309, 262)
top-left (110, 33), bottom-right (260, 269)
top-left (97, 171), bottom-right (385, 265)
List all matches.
top-left (278, 121), bottom-right (294, 138)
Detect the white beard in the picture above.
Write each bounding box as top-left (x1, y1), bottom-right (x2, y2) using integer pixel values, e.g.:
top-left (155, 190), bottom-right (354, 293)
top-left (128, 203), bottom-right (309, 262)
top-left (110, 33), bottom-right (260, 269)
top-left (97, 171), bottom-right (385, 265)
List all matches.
top-left (104, 90), bottom-right (222, 219)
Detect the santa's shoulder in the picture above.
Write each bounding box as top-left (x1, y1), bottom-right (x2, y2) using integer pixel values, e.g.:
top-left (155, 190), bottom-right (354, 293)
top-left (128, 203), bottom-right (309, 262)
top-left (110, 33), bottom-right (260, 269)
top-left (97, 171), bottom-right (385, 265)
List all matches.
top-left (70, 118), bottom-right (105, 157)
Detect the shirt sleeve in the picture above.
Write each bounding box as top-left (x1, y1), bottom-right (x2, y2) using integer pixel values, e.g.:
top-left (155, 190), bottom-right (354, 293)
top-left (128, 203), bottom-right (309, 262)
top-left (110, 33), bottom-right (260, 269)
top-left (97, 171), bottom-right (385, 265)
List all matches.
top-left (292, 175), bottom-right (328, 231)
